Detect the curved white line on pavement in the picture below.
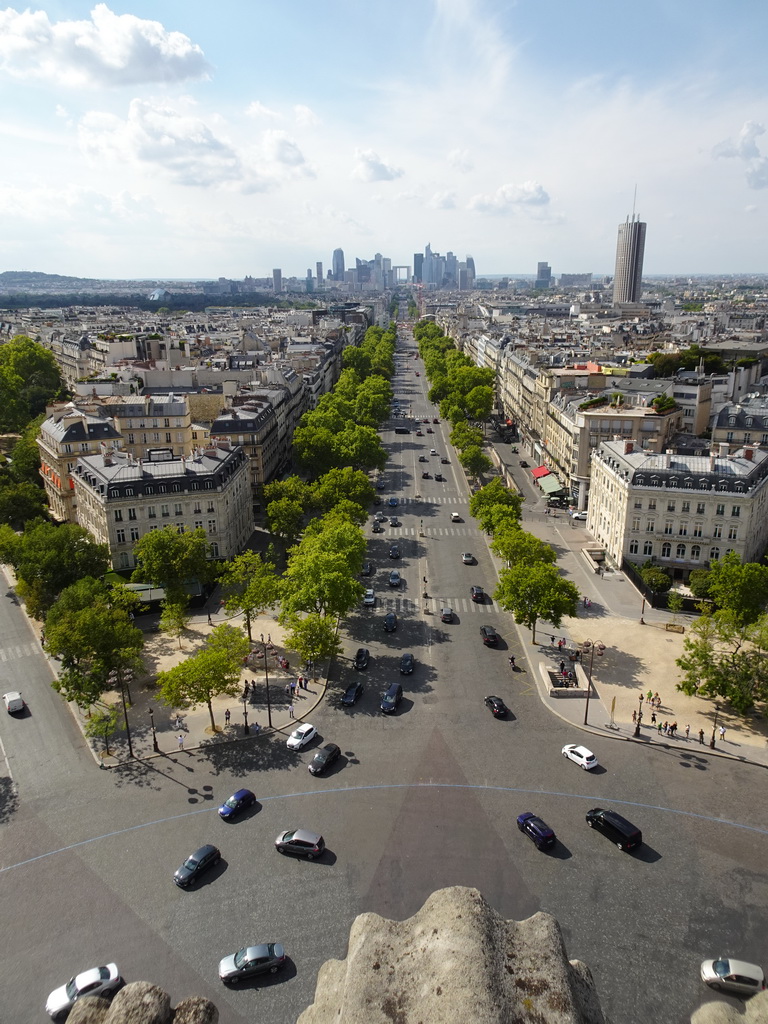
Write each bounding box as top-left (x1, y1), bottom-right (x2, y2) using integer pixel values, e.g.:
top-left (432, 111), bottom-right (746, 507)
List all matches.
top-left (2, 781), bottom-right (766, 874)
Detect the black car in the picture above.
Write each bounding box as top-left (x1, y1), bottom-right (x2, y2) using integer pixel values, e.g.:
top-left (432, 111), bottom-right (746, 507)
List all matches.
top-left (440, 607), bottom-right (454, 622)
top-left (519, 460), bottom-right (529, 467)
top-left (380, 682), bottom-right (403, 714)
top-left (308, 743), bottom-right (341, 775)
top-left (471, 586), bottom-right (485, 603)
top-left (480, 624), bottom-right (498, 646)
top-left (389, 517), bottom-right (399, 526)
top-left (342, 679), bottom-right (364, 706)
top-left (418, 455), bottom-right (428, 462)
top-left (361, 562), bottom-right (372, 577)
top-left (376, 480), bottom-right (386, 490)
top-left (388, 570), bottom-right (401, 587)
top-left (373, 496), bottom-right (382, 505)
top-left (435, 473), bottom-right (443, 481)
top-left (383, 612), bottom-right (398, 632)
top-left (372, 523), bottom-right (383, 533)
top-left (421, 471), bottom-right (430, 479)
top-left (484, 695), bottom-right (508, 717)
top-left (353, 648), bottom-right (370, 670)
top-left (173, 844), bottom-right (221, 887)
top-left (400, 653), bottom-right (415, 675)
top-left (389, 544), bottom-right (400, 559)
top-left (517, 812), bottom-right (556, 850)
top-left (586, 808), bottom-right (643, 850)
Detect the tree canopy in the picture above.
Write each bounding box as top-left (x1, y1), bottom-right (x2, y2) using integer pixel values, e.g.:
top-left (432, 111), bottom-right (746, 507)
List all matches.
top-left (218, 551), bottom-right (279, 640)
top-left (676, 610), bottom-right (768, 715)
top-left (495, 562), bottom-right (579, 644)
top-left (131, 526), bottom-right (211, 605)
top-left (0, 335), bottom-right (65, 431)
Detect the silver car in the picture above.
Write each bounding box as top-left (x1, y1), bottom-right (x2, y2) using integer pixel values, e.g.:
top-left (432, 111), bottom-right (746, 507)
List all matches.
top-left (219, 943), bottom-right (286, 983)
top-left (700, 958), bottom-right (766, 996)
top-left (46, 964), bottom-right (123, 1020)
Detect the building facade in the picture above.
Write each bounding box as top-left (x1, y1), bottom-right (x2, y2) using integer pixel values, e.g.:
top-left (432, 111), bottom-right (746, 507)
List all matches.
top-left (612, 215), bottom-right (646, 305)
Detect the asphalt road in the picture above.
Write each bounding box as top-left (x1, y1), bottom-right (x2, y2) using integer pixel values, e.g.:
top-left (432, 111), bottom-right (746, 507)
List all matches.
top-left (1, 340), bottom-right (767, 1024)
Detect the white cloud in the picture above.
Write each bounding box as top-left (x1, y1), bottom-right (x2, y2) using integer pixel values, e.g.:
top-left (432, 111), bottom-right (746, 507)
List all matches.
top-left (429, 190), bottom-right (457, 209)
top-left (0, 4), bottom-right (210, 88)
top-left (468, 180), bottom-right (550, 213)
top-left (263, 129), bottom-right (306, 166)
top-left (245, 100), bottom-right (280, 120)
top-left (714, 121), bottom-right (768, 190)
top-left (351, 148), bottom-right (404, 182)
top-left (447, 148), bottom-right (473, 173)
top-left (294, 104), bottom-right (319, 127)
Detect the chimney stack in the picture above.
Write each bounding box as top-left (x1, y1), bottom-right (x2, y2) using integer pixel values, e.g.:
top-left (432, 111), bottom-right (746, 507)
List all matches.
top-left (744, 446), bottom-right (754, 462)
top-left (624, 439), bottom-right (634, 455)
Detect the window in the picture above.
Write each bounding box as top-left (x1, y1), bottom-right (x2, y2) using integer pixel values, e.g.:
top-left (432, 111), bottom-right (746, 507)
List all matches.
top-left (164, 418), bottom-right (170, 428)
top-left (728, 525), bottom-right (738, 540)
top-left (713, 524), bottom-right (722, 538)
top-left (643, 541), bottom-right (653, 556)
top-left (676, 543), bottom-right (686, 558)
top-left (667, 501), bottom-right (676, 512)
top-left (207, 503), bottom-right (215, 513)
top-left (732, 506), bottom-right (741, 517)
top-left (681, 501), bottom-right (690, 513)
top-left (634, 501), bottom-right (643, 510)
top-left (128, 433), bottom-right (135, 444)
top-left (662, 542), bottom-right (671, 558)
top-left (130, 527), bottom-right (139, 542)
top-left (716, 504), bottom-right (725, 516)
top-left (210, 542), bottom-right (219, 557)
top-left (193, 503), bottom-right (201, 514)
top-left (679, 523), bottom-right (688, 536)
top-left (693, 522), bottom-right (702, 537)
top-left (664, 521), bottom-right (673, 535)
top-left (119, 552), bottom-right (130, 569)
top-left (697, 503), bottom-right (706, 514)
top-left (710, 547), bottom-right (720, 560)
top-left (174, 503), bottom-right (183, 516)
top-left (161, 504), bottom-right (170, 518)
top-left (194, 520), bottom-right (203, 530)
top-left (153, 433), bottom-right (160, 442)
top-left (726, 431), bottom-right (734, 442)
top-left (64, 443), bottom-right (72, 454)
top-left (629, 540), bottom-right (639, 554)
top-left (128, 508), bottom-right (137, 520)
top-left (114, 509), bottom-right (123, 522)
top-left (208, 519), bottom-right (217, 533)
top-left (632, 517), bottom-right (640, 532)
top-left (646, 520), bottom-right (655, 533)
top-left (648, 499), bottom-right (656, 511)
top-left (165, 432), bottom-right (172, 443)
top-left (691, 545), bottom-right (701, 560)
top-left (176, 524), bottom-right (185, 534)
top-left (116, 528), bottom-right (126, 543)
top-left (147, 506), bottom-right (156, 519)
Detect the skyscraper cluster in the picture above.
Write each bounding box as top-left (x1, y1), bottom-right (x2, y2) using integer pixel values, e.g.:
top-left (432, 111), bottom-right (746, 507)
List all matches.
top-left (413, 245), bottom-right (476, 290)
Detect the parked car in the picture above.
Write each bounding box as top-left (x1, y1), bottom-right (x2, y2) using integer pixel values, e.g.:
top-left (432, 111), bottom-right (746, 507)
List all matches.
top-left (286, 724), bottom-right (317, 750)
top-left (480, 625), bottom-right (498, 646)
top-left (389, 544), bottom-right (400, 559)
top-left (3, 691), bottom-right (25, 714)
top-left (218, 789), bottom-right (257, 821)
top-left (388, 570), bottom-right (401, 587)
top-left (46, 964), bottom-right (124, 1020)
top-left (380, 682), bottom-right (403, 714)
top-left (586, 807), bottom-right (642, 850)
top-left (440, 607), bottom-right (454, 622)
top-left (363, 589), bottom-right (375, 607)
top-left (484, 695), bottom-right (508, 717)
top-left (383, 612), bottom-right (398, 632)
top-left (471, 586), bottom-right (484, 603)
top-left (461, 552), bottom-right (475, 565)
top-left (308, 743), bottom-right (341, 775)
top-left (562, 744), bottom-right (598, 770)
top-left (173, 844), bottom-right (221, 888)
top-left (517, 812), bottom-right (556, 850)
top-left (700, 958), bottom-right (766, 997)
top-left (570, 510), bottom-right (588, 520)
top-left (353, 648), bottom-right (370, 670)
top-left (373, 496), bottom-right (382, 505)
top-left (274, 828), bottom-right (325, 859)
top-left (376, 479), bottom-right (386, 490)
top-left (400, 653), bottom-right (415, 675)
top-left (219, 943), bottom-right (286, 984)
top-left (342, 679), bottom-right (364, 706)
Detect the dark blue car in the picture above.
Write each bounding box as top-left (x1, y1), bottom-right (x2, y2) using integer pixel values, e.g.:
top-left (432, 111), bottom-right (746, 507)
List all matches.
top-left (516, 812), bottom-right (556, 850)
top-left (218, 789), bottom-right (257, 821)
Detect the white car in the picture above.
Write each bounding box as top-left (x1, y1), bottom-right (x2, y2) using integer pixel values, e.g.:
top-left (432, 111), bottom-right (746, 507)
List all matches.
top-left (46, 964), bottom-right (123, 1020)
top-left (561, 744), bottom-right (598, 770)
top-left (430, 448), bottom-right (437, 456)
top-left (450, 512), bottom-right (462, 523)
top-left (287, 723), bottom-right (317, 750)
top-left (570, 510), bottom-right (588, 520)
top-left (461, 552), bottom-right (474, 565)
top-left (363, 589), bottom-right (375, 607)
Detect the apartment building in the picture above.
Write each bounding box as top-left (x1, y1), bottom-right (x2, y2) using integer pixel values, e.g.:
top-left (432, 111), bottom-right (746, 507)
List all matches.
top-left (73, 442), bottom-right (251, 569)
top-left (588, 440), bottom-right (768, 580)
top-left (711, 394), bottom-right (768, 453)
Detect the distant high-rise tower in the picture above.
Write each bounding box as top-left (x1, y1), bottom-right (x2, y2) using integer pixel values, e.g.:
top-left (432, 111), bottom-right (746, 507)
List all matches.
top-left (465, 255), bottom-right (476, 286)
top-left (272, 269), bottom-right (282, 294)
top-left (332, 248), bottom-right (345, 281)
top-left (612, 214), bottom-right (646, 304)
top-left (413, 253), bottom-right (424, 283)
top-left (316, 261), bottom-right (323, 284)
top-left (535, 262), bottom-right (552, 289)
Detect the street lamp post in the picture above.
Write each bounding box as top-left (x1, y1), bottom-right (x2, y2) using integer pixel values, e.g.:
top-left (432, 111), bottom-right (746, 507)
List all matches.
top-left (711, 702), bottom-right (719, 749)
top-left (260, 633), bottom-right (272, 728)
top-left (581, 639), bottom-right (606, 726)
top-left (242, 696), bottom-right (249, 735)
top-left (148, 707), bottom-right (159, 752)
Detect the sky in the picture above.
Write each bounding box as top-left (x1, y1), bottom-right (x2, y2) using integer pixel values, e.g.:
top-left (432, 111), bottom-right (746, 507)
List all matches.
top-left (1, 0), bottom-right (768, 279)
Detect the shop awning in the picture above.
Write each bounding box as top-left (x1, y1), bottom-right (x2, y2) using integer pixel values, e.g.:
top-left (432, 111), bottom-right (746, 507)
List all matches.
top-left (540, 474), bottom-right (566, 494)
top-left (531, 465), bottom-right (550, 479)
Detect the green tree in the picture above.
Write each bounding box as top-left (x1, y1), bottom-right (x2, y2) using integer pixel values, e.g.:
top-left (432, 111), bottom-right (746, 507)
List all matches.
top-left (492, 527), bottom-right (556, 567)
top-left (156, 623), bottom-right (249, 731)
top-left (266, 497), bottom-right (304, 545)
top-left (459, 445), bottom-right (492, 480)
top-left (0, 336), bottom-right (65, 430)
top-left (311, 467), bottom-right (375, 514)
top-left (450, 422), bottom-right (483, 452)
top-left (464, 385), bottom-right (494, 424)
top-left (262, 475), bottom-right (311, 507)
top-left (639, 564), bottom-right (673, 595)
top-left (160, 599), bottom-right (190, 650)
top-left (293, 424), bottom-right (339, 477)
top-left (334, 423), bottom-right (387, 472)
top-left (702, 552), bottom-right (768, 624)
top-left (676, 610), bottom-right (768, 714)
top-left (218, 551), bottom-right (279, 640)
top-left (84, 703), bottom-right (120, 755)
top-left (0, 481), bottom-right (47, 528)
top-left (9, 414), bottom-right (45, 485)
top-left (280, 549), bottom-right (364, 618)
top-left (469, 478), bottom-right (522, 527)
top-left (495, 563), bottom-right (579, 644)
top-left (342, 346), bottom-right (373, 378)
top-left (132, 526), bottom-right (211, 606)
top-left (281, 612), bottom-right (342, 680)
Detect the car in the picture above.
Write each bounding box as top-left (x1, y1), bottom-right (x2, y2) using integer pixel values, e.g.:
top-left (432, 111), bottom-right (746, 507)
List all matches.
top-left (372, 522), bottom-right (383, 533)
top-left (308, 743), bottom-right (341, 775)
top-left (461, 552), bottom-right (474, 565)
top-left (484, 695), bottom-right (508, 717)
top-left (423, 418), bottom-right (430, 423)
top-left (363, 589), bottom-right (375, 607)
top-left (373, 495), bottom-right (382, 505)
top-left (586, 807), bottom-right (642, 850)
top-left (440, 607), bottom-right (454, 622)
top-left (389, 516), bottom-right (399, 526)
top-left (388, 497), bottom-right (398, 507)
top-left (374, 511), bottom-right (386, 521)
top-left (353, 648), bottom-right (370, 671)
top-left (380, 682), bottom-right (403, 714)
top-left (570, 510), bottom-right (588, 520)
top-left (562, 744), bottom-right (598, 770)
top-left (519, 460), bottom-right (529, 467)
top-left (432, 417), bottom-right (439, 424)
top-left (471, 585), bottom-right (485, 603)
top-left (400, 653), bottom-right (415, 675)
top-left (517, 812), bottom-right (556, 850)
top-left (376, 479), bottom-right (386, 490)
top-left (383, 612), bottom-right (398, 632)
top-left (287, 723), bottom-right (317, 750)
top-left (421, 471), bottom-right (430, 479)
top-left (416, 371), bottom-right (420, 375)
top-left (389, 570), bottom-right (401, 587)
top-left (700, 958), bottom-right (766, 997)
top-left (218, 789), bottom-right (257, 821)
top-left (389, 544), bottom-right (400, 559)
top-left (173, 844), bottom-right (221, 887)
top-left (441, 457), bottom-right (449, 464)
top-left (394, 427), bottom-right (410, 434)
top-left (434, 473), bottom-right (444, 481)
top-left (219, 943), bottom-right (286, 984)
top-left (274, 828), bottom-right (325, 859)
top-left (361, 562), bottom-right (372, 577)
top-left (342, 679), bottom-right (364, 706)
top-left (430, 448), bottom-right (437, 455)
top-left (426, 427), bottom-right (434, 433)
top-left (480, 625), bottom-right (498, 646)
top-left (416, 429), bottom-right (424, 436)
top-left (450, 511), bottom-right (462, 522)
top-left (3, 691), bottom-right (25, 714)
top-left (419, 455), bottom-right (428, 462)
top-left (46, 964), bottom-right (124, 1020)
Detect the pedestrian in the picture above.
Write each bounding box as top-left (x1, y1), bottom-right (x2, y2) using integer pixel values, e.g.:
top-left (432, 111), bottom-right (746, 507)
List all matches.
top-left (586, 598), bottom-right (592, 609)
top-left (646, 689), bottom-right (653, 704)
top-left (224, 708), bottom-right (231, 726)
top-left (207, 613), bottom-right (212, 626)
top-left (177, 734), bottom-right (184, 750)
top-left (698, 728), bottom-right (705, 744)
top-left (508, 655), bottom-right (515, 668)
top-left (253, 721), bottom-right (260, 734)
top-left (583, 595), bottom-right (588, 607)
top-left (244, 681), bottom-right (250, 698)
top-left (558, 638), bottom-right (564, 651)
top-left (632, 709), bottom-right (637, 723)
top-left (651, 711), bottom-right (657, 724)
top-left (550, 635), bottom-right (556, 646)
top-left (559, 660), bottom-right (566, 674)
top-left (663, 721), bottom-right (668, 735)
top-left (658, 722), bottom-right (663, 734)
top-left (685, 723), bottom-right (690, 740)
top-left (719, 725), bottom-right (726, 742)
top-left (288, 703), bottom-right (294, 719)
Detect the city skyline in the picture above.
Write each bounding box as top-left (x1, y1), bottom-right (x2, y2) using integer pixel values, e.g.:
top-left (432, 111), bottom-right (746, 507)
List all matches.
top-left (1, 1), bottom-right (767, 278)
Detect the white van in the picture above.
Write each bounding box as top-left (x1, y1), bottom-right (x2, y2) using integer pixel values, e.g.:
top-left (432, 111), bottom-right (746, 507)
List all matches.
top-left (450, 512), bottom-right (462, 523)
top-left (3, 691), bottom-right (25, 714)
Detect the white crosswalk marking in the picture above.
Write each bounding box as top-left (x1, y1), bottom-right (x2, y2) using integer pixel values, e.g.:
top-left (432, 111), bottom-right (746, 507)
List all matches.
top-left (0, 649), bottom-right (6, 661)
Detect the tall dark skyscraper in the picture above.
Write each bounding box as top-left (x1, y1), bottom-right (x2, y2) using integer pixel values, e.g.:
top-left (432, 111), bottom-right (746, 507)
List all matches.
top-left (332, 248), bottom-right (345, 281)
top-left (413, 253), bottom-right (423, 282)
top-left (612, 214), bottom-right (646, 304)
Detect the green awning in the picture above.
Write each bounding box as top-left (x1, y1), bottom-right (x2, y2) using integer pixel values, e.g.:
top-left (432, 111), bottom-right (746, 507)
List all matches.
top-left (539, 474), bottom-right (566, 494)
